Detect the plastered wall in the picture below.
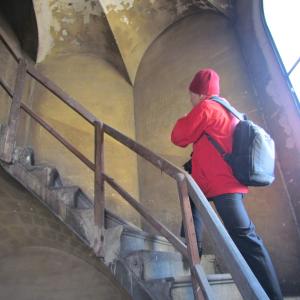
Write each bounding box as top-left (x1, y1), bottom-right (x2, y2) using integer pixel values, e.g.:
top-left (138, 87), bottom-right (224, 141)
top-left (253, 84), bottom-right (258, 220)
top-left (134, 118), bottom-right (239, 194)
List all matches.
top-left (26, 0), bottom-right (140, 224)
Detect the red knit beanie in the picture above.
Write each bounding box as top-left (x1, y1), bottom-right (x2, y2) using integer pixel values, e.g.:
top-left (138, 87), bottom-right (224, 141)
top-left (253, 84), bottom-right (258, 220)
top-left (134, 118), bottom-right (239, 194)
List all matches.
top-left (189, 68), bottom-right (220, 96)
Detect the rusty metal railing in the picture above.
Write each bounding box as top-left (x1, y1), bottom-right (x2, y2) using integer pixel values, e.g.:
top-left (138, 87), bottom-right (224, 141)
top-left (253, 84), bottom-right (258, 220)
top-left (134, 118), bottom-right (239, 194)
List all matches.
top-left (0, 32), bottom-right (269, 300)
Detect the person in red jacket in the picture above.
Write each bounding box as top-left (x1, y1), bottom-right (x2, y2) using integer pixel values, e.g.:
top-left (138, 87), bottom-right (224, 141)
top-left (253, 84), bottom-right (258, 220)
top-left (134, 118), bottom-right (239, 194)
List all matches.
top-left (171, 68), bottom-right (283, 300)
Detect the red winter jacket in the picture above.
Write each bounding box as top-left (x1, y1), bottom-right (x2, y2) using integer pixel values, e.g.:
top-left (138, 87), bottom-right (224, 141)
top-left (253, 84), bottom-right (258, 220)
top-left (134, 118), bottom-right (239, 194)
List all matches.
top-left (171, 98), bottom-right (248, 198)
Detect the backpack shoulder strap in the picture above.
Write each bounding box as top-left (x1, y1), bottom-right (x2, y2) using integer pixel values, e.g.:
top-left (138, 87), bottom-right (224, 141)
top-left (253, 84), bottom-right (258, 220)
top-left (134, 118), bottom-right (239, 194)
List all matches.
top-left (204, 96), bottom-right (246, 159)
top-left (196, 96), bottom-right (245, 159)
top-left (210, 96), bottom-right (246, 121)
top-left (204, 133), bottom-right (226, 157)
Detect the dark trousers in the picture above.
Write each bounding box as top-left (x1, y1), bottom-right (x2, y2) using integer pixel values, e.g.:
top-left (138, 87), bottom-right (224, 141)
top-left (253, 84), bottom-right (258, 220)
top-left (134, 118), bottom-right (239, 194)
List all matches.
top-left (181, 193), bottom-right (283, 300)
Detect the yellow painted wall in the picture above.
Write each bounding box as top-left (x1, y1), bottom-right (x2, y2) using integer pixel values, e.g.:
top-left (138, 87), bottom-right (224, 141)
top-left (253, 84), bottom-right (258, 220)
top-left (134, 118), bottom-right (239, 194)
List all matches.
top-left (25, 0), bottom-right (140, 225)
top-left (28, 54), bottom-right (139, 223)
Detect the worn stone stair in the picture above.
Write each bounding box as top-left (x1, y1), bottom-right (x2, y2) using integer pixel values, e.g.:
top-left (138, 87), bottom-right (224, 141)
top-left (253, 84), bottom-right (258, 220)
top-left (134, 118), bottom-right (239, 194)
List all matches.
top-left (170, 275), bottom-right (242, 300)
top-left (0, 144), bottom-right (242, 299)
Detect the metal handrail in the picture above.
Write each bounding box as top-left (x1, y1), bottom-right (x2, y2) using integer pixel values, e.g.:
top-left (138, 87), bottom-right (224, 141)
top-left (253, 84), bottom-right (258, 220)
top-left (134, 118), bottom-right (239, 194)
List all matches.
top-left (0, 36), bottom-right (208, 299)
top-left (0, 32), bottom-right (269, 300)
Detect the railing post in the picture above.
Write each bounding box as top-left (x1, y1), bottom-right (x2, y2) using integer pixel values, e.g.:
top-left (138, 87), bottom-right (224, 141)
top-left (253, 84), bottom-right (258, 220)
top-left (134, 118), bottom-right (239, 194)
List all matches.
top-left (0, 59), bottom-right (26, 163)
top-left (94, 121), bottom-right (105, 257)
top-left (176, 173), bottom-right (214, 300)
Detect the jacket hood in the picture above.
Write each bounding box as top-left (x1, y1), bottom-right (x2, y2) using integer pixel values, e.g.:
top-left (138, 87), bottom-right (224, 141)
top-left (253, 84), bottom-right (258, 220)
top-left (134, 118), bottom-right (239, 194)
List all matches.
top-left (189, 68), bottom-right (220, 96)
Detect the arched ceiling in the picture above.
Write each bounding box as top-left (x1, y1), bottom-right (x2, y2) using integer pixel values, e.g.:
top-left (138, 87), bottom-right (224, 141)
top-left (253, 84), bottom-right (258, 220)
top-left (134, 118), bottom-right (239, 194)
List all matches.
top-left (97, 0), bottom-right (234, 83)
top-left (31, 0), bottom-right (233, 84)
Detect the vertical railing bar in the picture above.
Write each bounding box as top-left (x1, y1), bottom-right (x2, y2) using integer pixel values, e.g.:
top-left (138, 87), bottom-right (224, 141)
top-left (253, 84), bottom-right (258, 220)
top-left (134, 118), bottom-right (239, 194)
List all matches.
top-left (94, 121), bottom-right (105, 257)
top-left (176, 173), bottom-right (214, 300)
top-left (0, 59), bottom-right (27, 162)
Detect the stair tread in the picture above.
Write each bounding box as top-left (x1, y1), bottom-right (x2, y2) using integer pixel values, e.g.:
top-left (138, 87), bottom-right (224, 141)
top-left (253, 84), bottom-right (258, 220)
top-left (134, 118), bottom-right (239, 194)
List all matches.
top-left (28, 165), bottom-right (63, 187)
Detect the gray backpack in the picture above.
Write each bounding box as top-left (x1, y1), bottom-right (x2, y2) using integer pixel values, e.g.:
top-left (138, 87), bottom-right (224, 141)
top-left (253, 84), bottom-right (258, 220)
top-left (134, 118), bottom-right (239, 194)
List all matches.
top-left (207, 96), bottom-right (275, 186)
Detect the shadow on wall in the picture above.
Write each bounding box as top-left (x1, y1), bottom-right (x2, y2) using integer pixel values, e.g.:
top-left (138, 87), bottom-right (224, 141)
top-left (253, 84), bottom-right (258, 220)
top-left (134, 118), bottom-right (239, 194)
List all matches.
top-left (0, 0), bottom-right (38, 61)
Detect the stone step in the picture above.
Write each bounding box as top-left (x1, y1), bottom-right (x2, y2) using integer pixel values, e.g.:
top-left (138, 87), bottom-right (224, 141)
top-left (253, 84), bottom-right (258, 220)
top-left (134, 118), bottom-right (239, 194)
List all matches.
top-left (45, 186), bottom-right (79, 218)
top-left (66, 207), bottom-right (181, 263)
top-left (2, 154), bottom-right (177, 258)
top-left (109, 259), bottom-right (156, 300)
top-left (28, 165), bottom-right (63, 188)
top-left (1, 157), bottom-right (77, 217)
top-left (124, 250), bottom-right (190, 280)
top-left (120, 227), bottom-right (178, 257)
top-left (123, 250), bottom-right (217, 281)
top-left (170, 274), bottom-right (242, 300)
top-left (26, 165), bottom-right (94, 210)
top-left (3, 146), bottom-right (181, 258)
top-left (1, 144), bottom-right (227, 300)
top-left (66, 207), bottom-right (96, 246)
top-left (102, 225), bottom-right (184, 264)
top-left (13, 146), bottom-right (34, 166)
top-left (65, 209), bottom-right (140, 246)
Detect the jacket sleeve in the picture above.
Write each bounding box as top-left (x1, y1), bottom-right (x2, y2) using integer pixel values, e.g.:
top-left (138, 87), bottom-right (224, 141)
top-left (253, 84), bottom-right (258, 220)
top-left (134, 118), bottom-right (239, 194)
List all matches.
top-left (171, 102), bottom-right (211, 147)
